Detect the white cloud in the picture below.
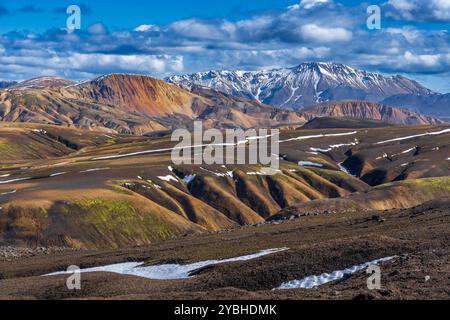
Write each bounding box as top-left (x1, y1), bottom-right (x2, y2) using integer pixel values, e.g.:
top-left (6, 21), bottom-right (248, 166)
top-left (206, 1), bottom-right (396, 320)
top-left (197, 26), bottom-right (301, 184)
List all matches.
top-left (387, 0), bottom-right (450, 21)
top-left (0, 52), bottom-right (184, 80)
top-left (432, 0), bottom-right (450, 20)
top-left (299, 0), bottom-right (330, 9)
top-left (134, 24), bottom-right (160, 32)
top-left (67, 53), bottom-right (184, 74)
top-left (301, 24), bottom-right (352, 43)
top-left (386, 28), bottom-right (421, 43)
top-left (403, 51), bottom-right (441, 67)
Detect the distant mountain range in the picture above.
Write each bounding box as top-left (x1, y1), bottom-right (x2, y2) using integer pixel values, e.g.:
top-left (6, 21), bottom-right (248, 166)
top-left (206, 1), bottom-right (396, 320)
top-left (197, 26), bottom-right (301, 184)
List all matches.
top-left (0, 71), bottom-right (444, 135)
top-left (383, 93), bottom-right (450, 120)
top-left (0, 75), bottom-right (303, 134)
top-left (167, 62), bottom-right (448, 118)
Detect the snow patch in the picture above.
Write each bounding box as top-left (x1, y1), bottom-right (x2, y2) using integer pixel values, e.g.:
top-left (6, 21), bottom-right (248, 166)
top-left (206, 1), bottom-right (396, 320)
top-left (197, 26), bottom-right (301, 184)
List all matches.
top-left (183, 174), bottom-right (196, 184)
top-left (277, 256), bottom-right (396, 290)
top-left (32, 129), bottom-right (47, 134)
top-left (158, 175), bottom-right (178, 183)
top-left (280, 131), bottom-right (357, 143)
top-left (298, 161), bottom-right (323, 168)
top-left (0, 177), bottom-right (32, 185)
top-left (375, 129), bottom-right (450, 145)
top-left (50, 172), bottom-right (67, 177)
top-left (46, 248), bottom-right (288, 280)
top-left (0, 189), bottom-right (16, 196)
top-left (79, 168), bottom-right (110, 173)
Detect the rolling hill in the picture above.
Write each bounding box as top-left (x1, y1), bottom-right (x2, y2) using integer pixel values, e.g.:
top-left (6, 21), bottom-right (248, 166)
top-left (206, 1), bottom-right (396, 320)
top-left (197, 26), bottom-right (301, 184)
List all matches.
top-left (1, 122), bottom-right (449, 248)
top-left (301, 101), bottom-right (442, 125)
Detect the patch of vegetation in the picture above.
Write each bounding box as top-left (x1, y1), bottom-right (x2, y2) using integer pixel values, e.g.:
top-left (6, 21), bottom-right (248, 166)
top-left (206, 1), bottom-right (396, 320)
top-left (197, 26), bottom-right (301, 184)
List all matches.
top-left (67, 198), bottom-right (180, 242)
top-left (0, 143), bottom-right (23, 157)
top-left (408, 177), bottom-right (450, 192)
top-left (374, 177), bottom-right (450, 192)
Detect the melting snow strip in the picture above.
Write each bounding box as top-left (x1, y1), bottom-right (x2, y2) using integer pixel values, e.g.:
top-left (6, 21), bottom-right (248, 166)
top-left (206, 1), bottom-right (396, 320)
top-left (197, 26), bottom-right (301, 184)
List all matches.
top-left (298, 161), bottom-right (324, 168)
top-left (45, 248), bottom-right (288, 280)
top-left (79, 168), bottom-right (110, 173)
top-left (280, 131), bottom-right (357, 143)
top-left (0, 177), bottom-right (32, 185)
top-left (375, 128), bottom-right (450, 145)
top-left (92, 134), bottom-right (275, 161)
top-left (158, 175), bottom-right (178, 183)
top-left (277, 256), bottom-right (396, 290)
top-left (0, 189), bottom-right (17, 196)
top-left (49, 172), bottom-right (67, 177)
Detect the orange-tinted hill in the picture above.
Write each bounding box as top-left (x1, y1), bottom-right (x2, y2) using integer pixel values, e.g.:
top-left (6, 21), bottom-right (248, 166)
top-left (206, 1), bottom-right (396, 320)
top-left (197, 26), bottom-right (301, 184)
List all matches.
top-left (0, 74), bottom-right (305, 134)
top-left (302, 101), bottom-right (441, 125)
top-left (66, 74), bottom-right (201, 118)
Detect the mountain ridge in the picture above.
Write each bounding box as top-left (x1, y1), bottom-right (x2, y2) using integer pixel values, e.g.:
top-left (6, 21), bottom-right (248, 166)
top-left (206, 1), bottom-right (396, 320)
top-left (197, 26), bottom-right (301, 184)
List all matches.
top-left (0, 74), bottom-right (305, 134)
top-left (167, 62), bottom-right (436, 111)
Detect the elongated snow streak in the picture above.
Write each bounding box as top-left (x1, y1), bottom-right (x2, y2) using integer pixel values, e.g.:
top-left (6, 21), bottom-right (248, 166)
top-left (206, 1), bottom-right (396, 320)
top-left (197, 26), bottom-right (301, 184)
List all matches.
top-left (375, 128), bottom-right (450, 145)
top-left (92, 134), bottom-right (274, 161)
top-left (79, 168), bottom-right (110, 173)
top-left (49, 172), bottom-right (67, 177)
top-left (158, 175), bottom-right (178, 182)
top-left (0, 189), bottom-right (16, 196)
top-left (0, 177), bottom-right (32, 185)
top-left (279, 131), bottom-right (357, 143)
top-left (0, 174), bottom-right (11, 178)
top-left (45, 248), bottom-right (288, 280)
top-left (298, 161), bottom-right (323, 168)
top-left (277, 256), bottom-right (396, 290)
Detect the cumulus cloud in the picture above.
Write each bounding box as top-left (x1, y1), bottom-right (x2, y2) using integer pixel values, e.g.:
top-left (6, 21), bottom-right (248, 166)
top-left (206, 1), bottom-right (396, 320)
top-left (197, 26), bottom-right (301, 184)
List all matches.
top-left (134, 25), bottom-right (160, 32)
top-left (299, 0), bottom-right (330, 9)
top-left (0, 1), bottom-right (448, 92)
top-left (386, 0), bottom-right (450, 22)
top-left (301, 24), bottom-right (352, 42)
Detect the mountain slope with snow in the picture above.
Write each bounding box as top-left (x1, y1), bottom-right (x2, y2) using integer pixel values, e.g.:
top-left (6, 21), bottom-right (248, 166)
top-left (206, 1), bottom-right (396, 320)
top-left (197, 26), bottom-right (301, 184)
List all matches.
top-left (167, 62), bottom-right (434, 110)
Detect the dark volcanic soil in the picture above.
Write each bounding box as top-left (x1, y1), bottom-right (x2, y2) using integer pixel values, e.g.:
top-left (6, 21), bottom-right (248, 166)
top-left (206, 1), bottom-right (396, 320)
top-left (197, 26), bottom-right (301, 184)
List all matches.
top-left (0, 199), bottom-right (448, 300)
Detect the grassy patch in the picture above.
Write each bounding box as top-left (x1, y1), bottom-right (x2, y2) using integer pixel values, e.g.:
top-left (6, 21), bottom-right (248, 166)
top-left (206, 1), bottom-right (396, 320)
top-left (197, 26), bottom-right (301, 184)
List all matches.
top-left (407, 177), bottom-right (450, 192)
top-left (67, 198), bottom-right (180, 241)
top-left (374, 177), bottom-right (450, 192)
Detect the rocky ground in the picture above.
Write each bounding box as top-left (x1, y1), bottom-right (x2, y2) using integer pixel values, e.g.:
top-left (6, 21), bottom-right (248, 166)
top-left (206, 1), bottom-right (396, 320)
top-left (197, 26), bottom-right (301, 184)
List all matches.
top-left (0, 199), bottom-right (448, 300)
top-left (0, 246), bottom-right (76, 262)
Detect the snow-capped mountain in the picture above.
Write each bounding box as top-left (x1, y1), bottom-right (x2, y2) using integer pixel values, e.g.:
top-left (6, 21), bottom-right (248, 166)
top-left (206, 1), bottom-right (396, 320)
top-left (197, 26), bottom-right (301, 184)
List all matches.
top-left (167, 62), bottom-right (434, 110)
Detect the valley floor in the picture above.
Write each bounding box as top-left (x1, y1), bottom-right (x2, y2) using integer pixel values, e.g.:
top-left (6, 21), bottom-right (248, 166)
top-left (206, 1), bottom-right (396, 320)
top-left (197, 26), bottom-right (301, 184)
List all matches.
top-left (0, 199), bottom-right (448, 300)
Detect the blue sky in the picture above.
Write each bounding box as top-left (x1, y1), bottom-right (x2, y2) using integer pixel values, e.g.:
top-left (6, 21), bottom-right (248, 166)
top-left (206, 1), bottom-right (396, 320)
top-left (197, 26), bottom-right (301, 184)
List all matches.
top-left (0, 0), bottom-right (449, 92)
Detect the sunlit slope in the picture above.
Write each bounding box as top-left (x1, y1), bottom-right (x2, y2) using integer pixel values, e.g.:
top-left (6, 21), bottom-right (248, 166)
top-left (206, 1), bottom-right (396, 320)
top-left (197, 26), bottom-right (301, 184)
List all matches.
top-left (0, 123), bottom-right (448, 248)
